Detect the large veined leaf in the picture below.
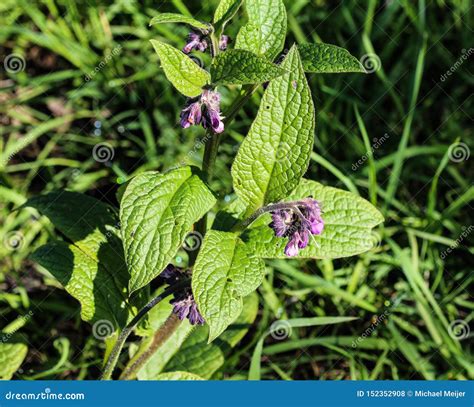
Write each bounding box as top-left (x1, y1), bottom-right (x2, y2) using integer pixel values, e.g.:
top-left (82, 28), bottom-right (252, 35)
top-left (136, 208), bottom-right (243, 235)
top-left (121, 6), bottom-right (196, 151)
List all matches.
top-left (231, 45), bottom-right (315, 215)
top-left (235, 0), bottom-right (287, 61)
top-left (120, 166), bottom-right (216, 293)
top-left (242, 179), bottom-right (384, 258)
top-left (150, 40), bottom-right (210, 97)
top-left (31, 241), bottom-right (130, 326)
top-left (150, 13), bottom-right (210, 32)
top-left (192, 231), bottom-right (264, 342)
top-left (164, 327), bottom-right (224, 378)
top-left (211, 49), bottom-right (285, 85)
top-left (299, 43), bottom-right (365, 73)
top-left (0, 343), bottom-right (28, 379)
top-left (215, 291), bottom-right (259, 348)
top-left (25, 191), bottom-right (137, 328)
top-left (213, 0), bottom-right (242, 25)
top-left (23, 191), bottom-right (124, 275)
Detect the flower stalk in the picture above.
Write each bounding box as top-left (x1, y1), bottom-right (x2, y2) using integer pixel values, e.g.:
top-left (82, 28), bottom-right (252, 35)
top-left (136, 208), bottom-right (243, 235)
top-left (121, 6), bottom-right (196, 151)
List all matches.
top-left (100, 279), bottom-right (190, 380)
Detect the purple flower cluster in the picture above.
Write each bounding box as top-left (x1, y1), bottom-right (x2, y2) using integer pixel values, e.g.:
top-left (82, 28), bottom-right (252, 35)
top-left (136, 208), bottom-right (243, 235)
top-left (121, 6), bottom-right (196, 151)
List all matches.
top-left (180, 89), bottom-right (224, 133)
top-left (269, 198), bottom-right (324, 257)
top-left (183, 33), bottom-right (231, 54)
top-left (160, 265), bottom-right (204, 325)
top-left (182, 32), bottom-right (208, 54)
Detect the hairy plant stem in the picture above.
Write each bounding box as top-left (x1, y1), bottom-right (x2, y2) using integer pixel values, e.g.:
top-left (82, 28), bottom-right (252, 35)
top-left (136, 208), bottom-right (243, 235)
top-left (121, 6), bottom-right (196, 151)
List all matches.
top-left (118, 313), bottom-right (181, 380)
top-left (100, 279), bottom-right (189, 380)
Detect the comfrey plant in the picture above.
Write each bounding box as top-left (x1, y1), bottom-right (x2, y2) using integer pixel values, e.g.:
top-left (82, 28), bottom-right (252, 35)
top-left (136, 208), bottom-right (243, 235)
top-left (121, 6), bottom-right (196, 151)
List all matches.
top-left (26, 0), bottom-right (383, 380)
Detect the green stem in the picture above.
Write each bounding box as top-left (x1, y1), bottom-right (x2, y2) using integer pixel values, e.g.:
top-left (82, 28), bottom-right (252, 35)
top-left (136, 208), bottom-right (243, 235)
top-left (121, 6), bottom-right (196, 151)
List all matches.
top-left (100, 279), bottom-right (189, 380)
top-left (118, 313), bottom-right (182, 380)
top-left (190, 84), bottom-right (260, 265)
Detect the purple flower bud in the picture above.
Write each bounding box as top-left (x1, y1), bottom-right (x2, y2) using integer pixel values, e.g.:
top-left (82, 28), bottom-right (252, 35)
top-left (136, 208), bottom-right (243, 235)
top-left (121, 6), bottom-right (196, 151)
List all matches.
top-left (183, 32), bottom-right (208, 54)
top-left (219, 35), bottom-right (230, 51)
top-left (159, 264), bottom-right (181, 282)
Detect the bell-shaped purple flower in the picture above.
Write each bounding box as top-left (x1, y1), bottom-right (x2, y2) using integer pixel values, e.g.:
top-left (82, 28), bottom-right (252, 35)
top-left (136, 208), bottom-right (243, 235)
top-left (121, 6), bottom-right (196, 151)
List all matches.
top-left (180, 99), bottom-right (202, 128)
top-left (269, 198), bottom-right (324, 257)
top-left (201, 89), bottom-right (224, 133)
top-left (171, 294), bottom-right (205, 325)
top-left (183, 32), bottom-right (208, 54)
top-left (219, 35), bottom-right (230, 51)
top-left (270, 210), bottom-right (292, 237)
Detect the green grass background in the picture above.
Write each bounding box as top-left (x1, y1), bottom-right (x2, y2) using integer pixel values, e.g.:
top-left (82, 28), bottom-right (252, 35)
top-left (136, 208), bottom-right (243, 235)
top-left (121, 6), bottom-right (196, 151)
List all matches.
top-left (0, 0), bottom-right (472, 379)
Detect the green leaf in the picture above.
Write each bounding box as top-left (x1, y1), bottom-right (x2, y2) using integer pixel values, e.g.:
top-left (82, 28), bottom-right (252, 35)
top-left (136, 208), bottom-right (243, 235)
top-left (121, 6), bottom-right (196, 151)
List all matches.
top-left (120, 166), bottom-right (216, 293)
top-left (299, 43), bottom-right (365, 73)
top-left (218, 291), bottom-right (259, 347)
top-left (164, 326), bottom-right (224, 377)
top-left (23, 191), bottom-right (123, 274)
top-left (25, 191), bottom-right (138, 328)
top-left (150, 13), bottom-right (210, 32)
top-left (192, 231), bottom-right (264, 342)
top-left (0, 342), bottom-right (28, 379)
top-left (242, 179), bottom-right (384, 259)
top-left (31, 241), bottom-right (130, 327)
top-left (235, 0), bottom-right (287, 61)
top-left (150, 40), bottom-right (210, 97)
top-left (213, 0), bottom-right (242, 25)
top-left (231, 45), bottom-right (315, 215)
top-left (211, 49), bottom-right (285, 85)
top-left (155, 371), bottom-right (205, 380)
